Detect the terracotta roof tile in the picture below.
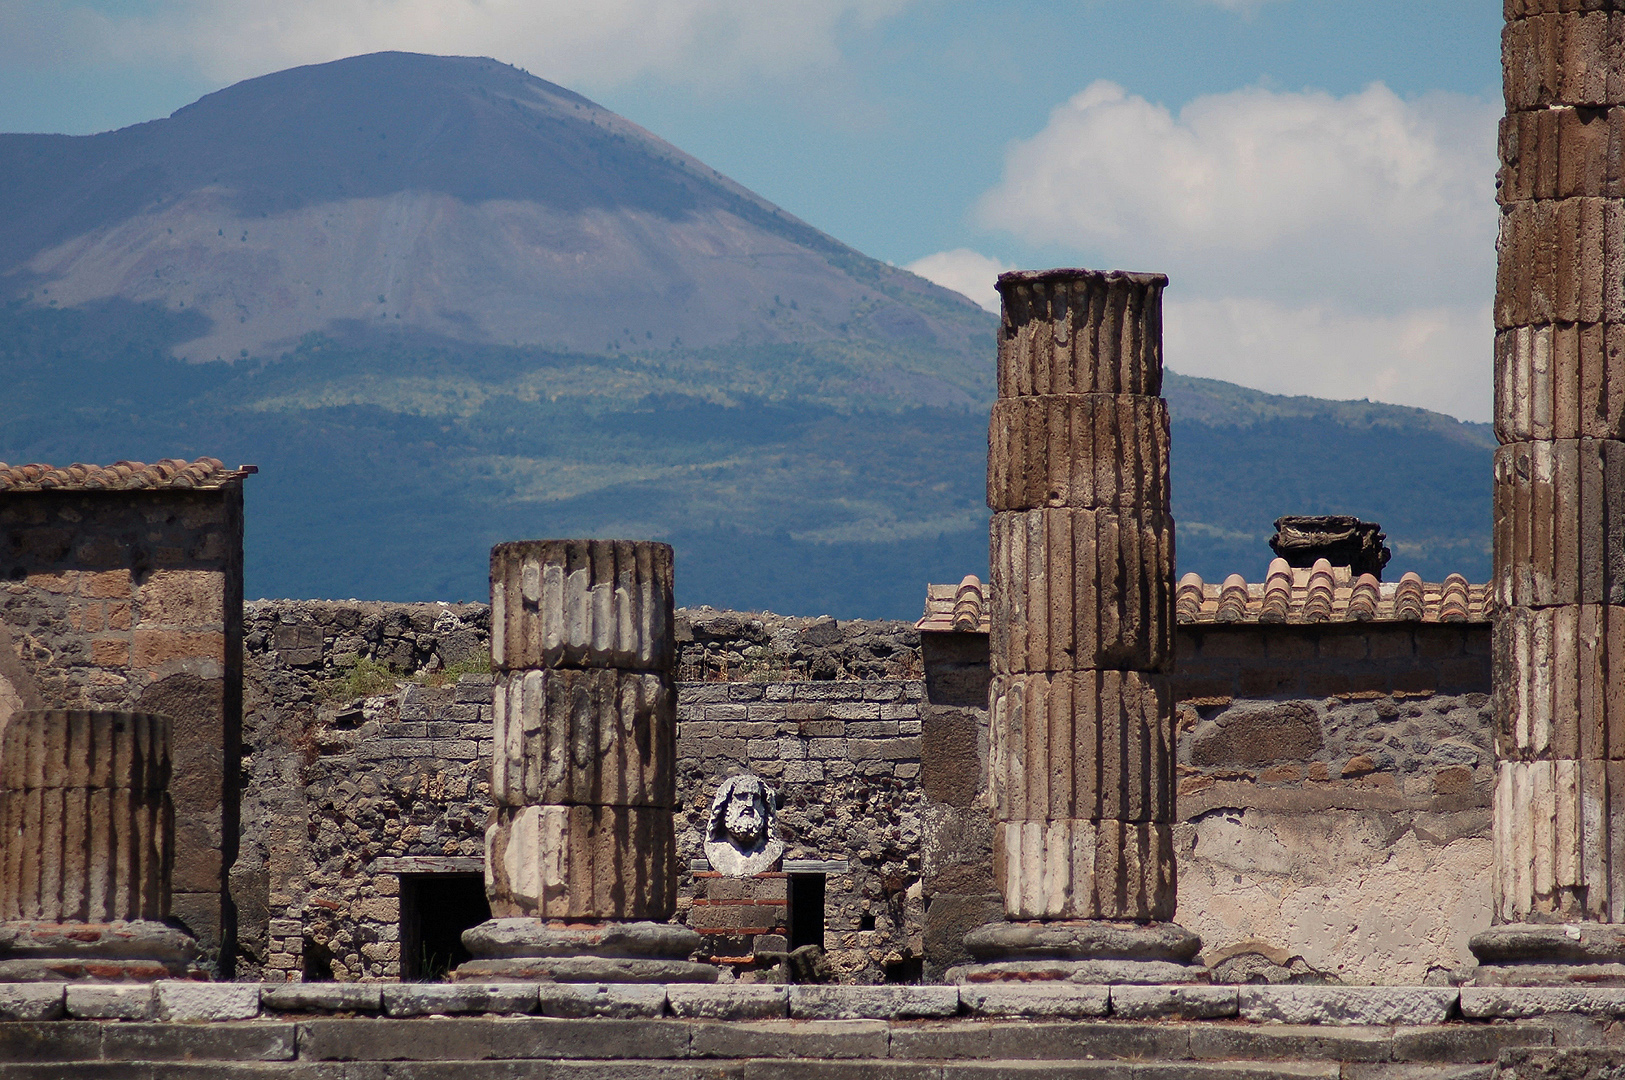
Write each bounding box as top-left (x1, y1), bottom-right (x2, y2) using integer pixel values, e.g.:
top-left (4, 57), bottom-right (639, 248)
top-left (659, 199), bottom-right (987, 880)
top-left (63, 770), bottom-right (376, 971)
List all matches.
top-left (0, 458), bottom-right (256, 493)
top-left (919, 558), bottom-right (1491, 631)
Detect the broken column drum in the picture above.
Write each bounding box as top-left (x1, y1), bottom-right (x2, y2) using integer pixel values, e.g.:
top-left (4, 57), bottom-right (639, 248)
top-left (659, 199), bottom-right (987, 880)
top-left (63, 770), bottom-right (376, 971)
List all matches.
top-left (956, 268), bottom-right (1201, 983)
top-left (1473, 2), bottom-right (1625, 983)
top-left (0, 710), bottom-right (196, 981)
top-left (458, 539), bottom-right (714, 982)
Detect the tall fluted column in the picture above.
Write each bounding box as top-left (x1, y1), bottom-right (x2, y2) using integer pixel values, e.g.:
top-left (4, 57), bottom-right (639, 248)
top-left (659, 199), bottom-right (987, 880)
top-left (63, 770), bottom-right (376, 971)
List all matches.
top-left (955, 269), bottom-right (1201, 983)
top-left (0, 710), bottom-right (195, 981)
top-left (457, 539), bottom-right (714, 982)
top-left (1473, 2), bottom-right (1625, 983)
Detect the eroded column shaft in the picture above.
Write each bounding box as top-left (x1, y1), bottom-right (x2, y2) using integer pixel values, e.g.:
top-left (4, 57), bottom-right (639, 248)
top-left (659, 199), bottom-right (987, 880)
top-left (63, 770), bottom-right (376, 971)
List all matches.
top-left (1493, 0), bottom-right (1625, 924)
top-left (0, 710), bottom-right (172, 923)
top-left (988, 269), bottom-right (1177, 921)
top-left (486, 540), bottom-right (677, 921)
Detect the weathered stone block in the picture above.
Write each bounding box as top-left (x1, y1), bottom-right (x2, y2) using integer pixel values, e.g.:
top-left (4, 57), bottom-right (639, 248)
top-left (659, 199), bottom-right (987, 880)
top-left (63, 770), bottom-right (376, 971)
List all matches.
top-left (1187, 1024), bottom-right (1390, 1063)
top-left (0, 710), bottom-right (172, 922)
top-left (989, 670), bottom-right (1172, 824)
top-left (1495, 197), bottom-right (1625, 328)
top-left (491, 667), bottom-right (675, 808)
top-left (65, 983), bottom-right (154, 1020)
top-left (1109, 984), bottom-right (1238, 1019)
top-left (989, 508), bottom-right (1174, 674)
top-left (1461, 984), bottom-right (1625, 1018)
top-left (490, 539), bottom-right (673, 672)
top-left (1492, 440), bottom-right (1625, 607)
top-left (995, 269), bottom-right (1166, 398)
top-left (1235, 986), bottom-right (1457, 1026)
top-left (959, 983), bottom-right (1110, 1018)
top-left (988, 395), bottom-right (1170, 512)
top-left (890, 1019), bottom-right (1190, 1062)
top-left (382, 983), bottom-right (538, 1017)
top-left (788, 985), bottom-right (959, 1020)
top-left (1493, 604), bottom-right (1625, 760)
top-left (687, 1018), bottom-right (890, 1060)
top-left (1504, 11), bottom-right (1625, 112)
top-left (1499, 105), bottom-right (1625, 203)
top-left (485, 803), bottom-right (675, 920)
top-left (993, 819), bottom-right (1175, 921)
top-left (0, 984), bottom-right (63, 1022)
top-left (296, 1016), bottom-right (690, 1061)
top-left (533, 983), bottom-right (664, 1018)
top-left (101, 1022), bottom-right (297, 1062)
top-left (154, 981), bottom-right (261, 1022)
top-left (666, 984), bottom-right (788, 1019)
top-left (1491, 759), bottom-right (1625, 921)
top-left (260, 983), bottom-right (382, 1014)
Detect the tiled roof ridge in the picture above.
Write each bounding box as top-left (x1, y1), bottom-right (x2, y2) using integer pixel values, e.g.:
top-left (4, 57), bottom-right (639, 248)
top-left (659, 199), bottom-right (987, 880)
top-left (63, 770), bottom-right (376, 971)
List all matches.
top-left (918, 558), bottom-right (1490, 633)
top-left (0, 458), bottom-right (256, 492)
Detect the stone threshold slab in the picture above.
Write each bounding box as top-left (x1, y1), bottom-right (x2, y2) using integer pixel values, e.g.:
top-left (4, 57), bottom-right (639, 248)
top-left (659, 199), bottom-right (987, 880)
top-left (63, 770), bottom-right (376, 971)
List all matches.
top-left (4, 981), bottom-right (1619, 1026)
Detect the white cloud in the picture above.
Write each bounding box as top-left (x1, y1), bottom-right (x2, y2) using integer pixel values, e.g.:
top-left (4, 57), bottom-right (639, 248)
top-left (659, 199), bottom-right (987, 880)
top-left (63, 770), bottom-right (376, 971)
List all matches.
top-left (1165, 297), bottom-right (1492, 422)
top-left (9, 0), bottom-right (909, 90)
top-left (977, 80), bottom-right (1500, 420)
top-left (904, 249), bottom-right (1014, 312)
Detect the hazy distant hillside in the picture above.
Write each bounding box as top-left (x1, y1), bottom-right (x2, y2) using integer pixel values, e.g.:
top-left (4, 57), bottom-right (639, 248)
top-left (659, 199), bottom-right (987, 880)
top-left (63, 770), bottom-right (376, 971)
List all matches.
top-left (0, 53), bottom-right (1492, 615)
top-left (0, 52), bottom-right (991, 407)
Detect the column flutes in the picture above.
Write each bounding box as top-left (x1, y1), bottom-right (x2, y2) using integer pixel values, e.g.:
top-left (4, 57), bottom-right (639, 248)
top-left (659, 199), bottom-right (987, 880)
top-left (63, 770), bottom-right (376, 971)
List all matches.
top-left (1474, 0), bottom-right (1625, 982)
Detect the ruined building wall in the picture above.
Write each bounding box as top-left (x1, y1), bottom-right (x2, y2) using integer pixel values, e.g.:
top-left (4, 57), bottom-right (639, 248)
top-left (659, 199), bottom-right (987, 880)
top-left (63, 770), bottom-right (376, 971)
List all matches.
top-left (0, 481), bottom-right (244, 973)
top-left (235, 596), bottom-right (1495, 986)
top-left (235, 600), bottom-right (924, 984)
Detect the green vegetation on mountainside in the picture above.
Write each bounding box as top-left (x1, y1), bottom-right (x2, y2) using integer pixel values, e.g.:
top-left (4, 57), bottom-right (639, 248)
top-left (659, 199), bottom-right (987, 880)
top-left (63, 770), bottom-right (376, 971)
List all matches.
top-left (1, 300), bottom-right (1491, 617)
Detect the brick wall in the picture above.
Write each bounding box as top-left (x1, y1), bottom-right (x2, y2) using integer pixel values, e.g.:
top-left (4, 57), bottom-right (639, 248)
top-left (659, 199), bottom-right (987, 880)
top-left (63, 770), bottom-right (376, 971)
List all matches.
top-left (0, 486), bottom-right (244, 973)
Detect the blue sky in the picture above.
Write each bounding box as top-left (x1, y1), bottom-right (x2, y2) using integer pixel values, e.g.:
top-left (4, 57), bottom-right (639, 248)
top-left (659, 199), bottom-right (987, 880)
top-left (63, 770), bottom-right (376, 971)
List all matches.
top-left (1, 0), bottom-right (1503, 419)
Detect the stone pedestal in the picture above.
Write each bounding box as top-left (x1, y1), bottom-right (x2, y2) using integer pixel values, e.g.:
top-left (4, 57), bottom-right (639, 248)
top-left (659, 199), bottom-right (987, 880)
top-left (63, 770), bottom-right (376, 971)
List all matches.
top-left (688, 871), bottom-right (789, 974)
top-left (1473, 2), bottom-right (1625, 985)
top-left (0, 710), bottom-right (196, 981)
top-left (458, 540), bottom-right (713, 982)
top-left (959, 268), bottom-right (1203, 984)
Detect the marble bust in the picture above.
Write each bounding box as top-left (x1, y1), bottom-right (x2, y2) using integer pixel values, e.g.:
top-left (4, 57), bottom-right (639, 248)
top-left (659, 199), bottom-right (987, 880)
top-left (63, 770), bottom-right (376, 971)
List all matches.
top-left (704, 774), bottom-right (784, 875)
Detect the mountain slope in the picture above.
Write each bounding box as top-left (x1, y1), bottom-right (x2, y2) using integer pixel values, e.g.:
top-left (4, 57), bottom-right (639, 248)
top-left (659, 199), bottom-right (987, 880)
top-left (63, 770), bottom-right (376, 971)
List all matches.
top-left (0, 54), bottom-right (1493, 615)
top-left (0, 52), bottom-right (991, 406)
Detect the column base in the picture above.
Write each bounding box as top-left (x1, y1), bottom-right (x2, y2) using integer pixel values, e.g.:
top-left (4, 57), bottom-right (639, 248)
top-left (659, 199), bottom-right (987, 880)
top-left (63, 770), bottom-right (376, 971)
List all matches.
top-left (1470, 923), bottom-right (1625, 985)
top-left (452, 918), bottom-right (718, 983)
top-left (947, 920), bottom-right (1208, 985)
top-left (0, 920), bottom-right (198, 982)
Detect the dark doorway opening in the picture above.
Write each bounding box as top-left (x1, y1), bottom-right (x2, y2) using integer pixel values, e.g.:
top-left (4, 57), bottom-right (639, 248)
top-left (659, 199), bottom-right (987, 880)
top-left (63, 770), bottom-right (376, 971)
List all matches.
top-left (787, 873), bottom-right (825, 951)
top-left (399, 873), bottom-right (489, 981)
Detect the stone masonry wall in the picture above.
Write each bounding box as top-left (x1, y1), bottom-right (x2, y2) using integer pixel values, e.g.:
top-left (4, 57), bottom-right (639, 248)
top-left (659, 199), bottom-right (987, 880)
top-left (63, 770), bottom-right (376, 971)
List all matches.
top-left (0, 487), bottom-right (244, 973)
top-left (236, 600), bottom-right (924, 984)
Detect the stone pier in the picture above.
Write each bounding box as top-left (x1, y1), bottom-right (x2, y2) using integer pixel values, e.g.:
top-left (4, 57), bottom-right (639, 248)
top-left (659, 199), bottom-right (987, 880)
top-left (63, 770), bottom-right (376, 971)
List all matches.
top-left (0, 709), bottom-right (195, 981)
top-left (457, 540), bottom-right (713, 982)
top-left (1473, 1), bottom-right (1625, 982)
top-left (954, 269), bottom-right (1201, 983)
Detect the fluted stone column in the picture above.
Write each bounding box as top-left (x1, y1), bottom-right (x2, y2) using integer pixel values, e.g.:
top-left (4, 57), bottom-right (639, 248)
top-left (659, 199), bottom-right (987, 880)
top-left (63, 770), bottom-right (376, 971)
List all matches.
top-left (954, 269), bottom-right (1202, 983)
top-left (0, 710), bottom-right (195, 981)
top-left (457, 540), bottom-right (714, 982)
top-left (1472, 2), bottom-right (1625, 983)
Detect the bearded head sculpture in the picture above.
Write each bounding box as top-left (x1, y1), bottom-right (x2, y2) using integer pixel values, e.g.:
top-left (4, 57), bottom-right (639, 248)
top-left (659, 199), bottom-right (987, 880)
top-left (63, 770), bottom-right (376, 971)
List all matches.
top-left (704, 773), bottom-right (784, 876)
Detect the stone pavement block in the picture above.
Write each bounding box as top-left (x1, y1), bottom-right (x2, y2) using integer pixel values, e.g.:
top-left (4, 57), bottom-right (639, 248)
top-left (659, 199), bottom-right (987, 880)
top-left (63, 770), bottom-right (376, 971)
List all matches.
top-left (534, 983), bottom-right (665, 1018)
top-left (959, 984), bottom-right (1110, 1018)
top-left (1131, 1067), bottom-right (1342, 1080)
top-left (1237, 987), bottom-right (1457, 1026)
top-left (155, 981), bottom-right (262, 1022)
top-left (297, 1017), bottom-right (690, 1061)
top-left (689, 1019), bottom-right (890, 1059)
top-left (0, 1022), bottom-right (102, 1062)
top-left (1189, 1025), bottom-right (1391, 1063)
top-left (551, 1064), bottom-right (749, 1080)
top-left (0, 984), bottom-right (63, 1022)
top-left (101, 1022), bottom-right (297, 1061)
top-left (382, 982), bottom-right (538, 1016)
top-left (942, 1064), bottom-right (1133, 1080)
top-left (1110, 985), bottom-right (1238, 1020)
top-left (741, 1063), bottom-right (942, 1080)
top-left (1342, 1067), bottom-right (1493, 1080)
top-left (260, 982), bottom-right (383, 1014)
top-left (0, 1068), bottom-right (348, 1080)
top-left (890, 1021), bottom-right (1190, 1062)
top-left (66, 984), bottom-right (155, 1020)
top-left (1391, 1023), bottom-right (1553, 1062)
top-left (1460, 985), bottom-right (1625, 1019)
top-left (666, 984), bottom-right (789, 1019)
top-left (789, 985), bottom-right (958, 1019)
